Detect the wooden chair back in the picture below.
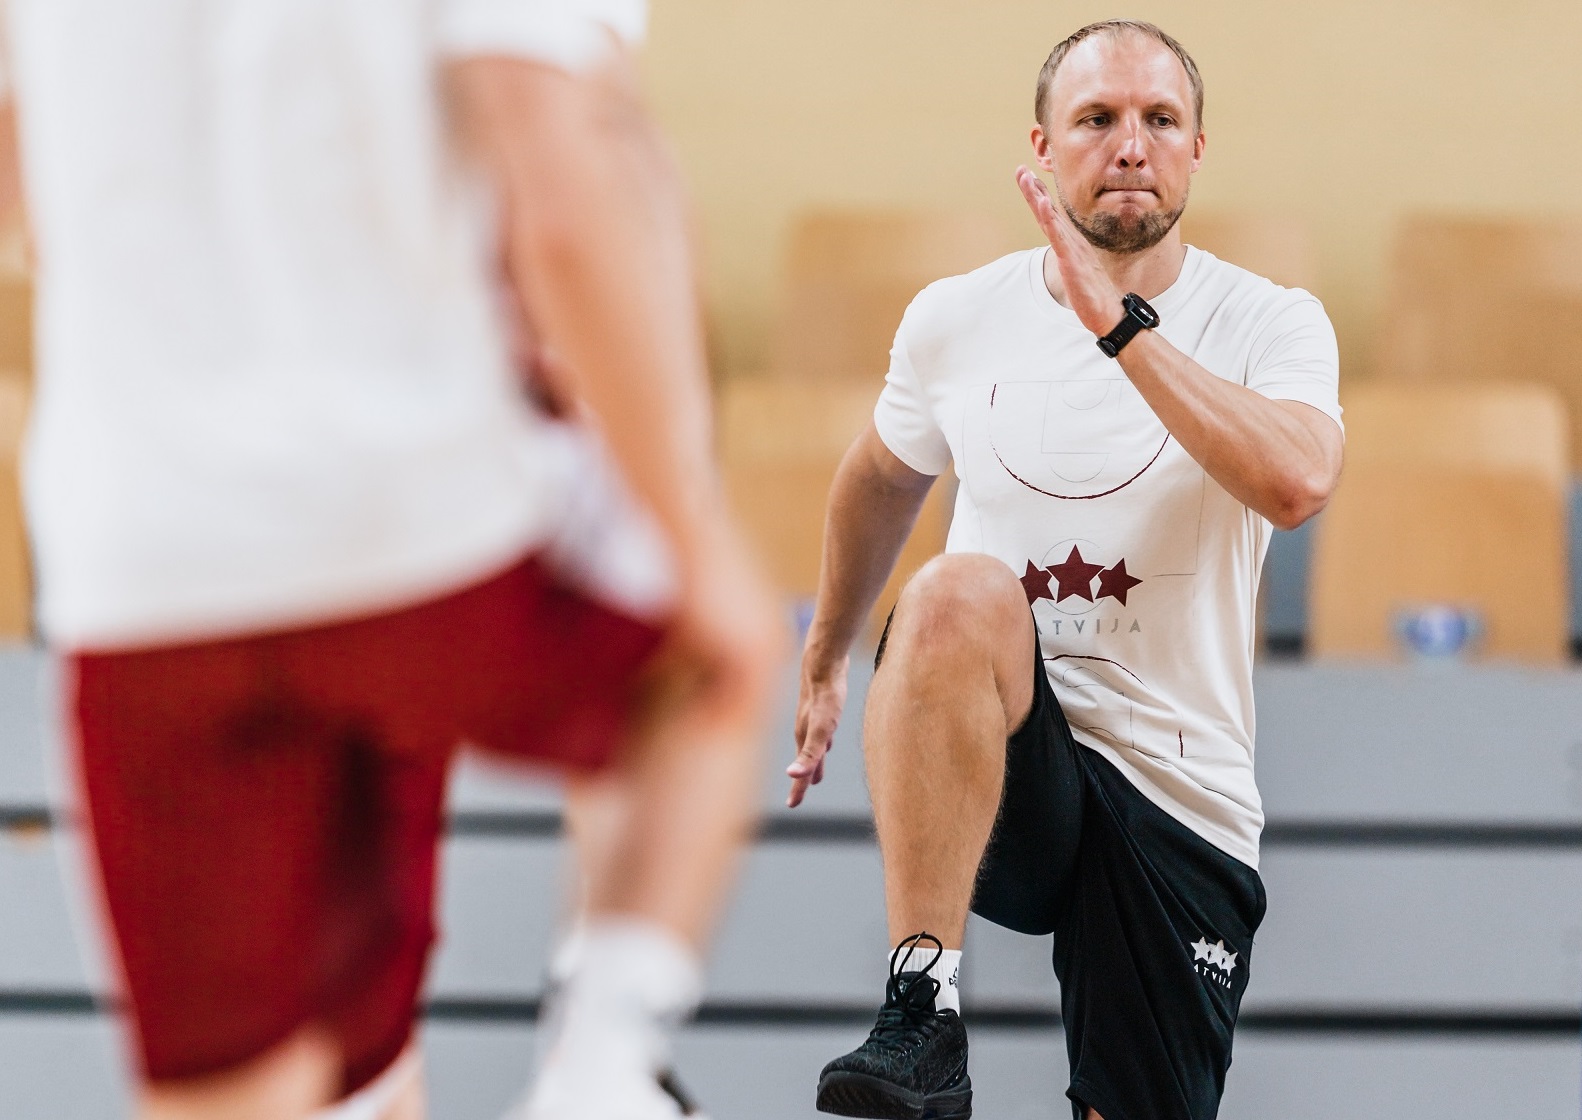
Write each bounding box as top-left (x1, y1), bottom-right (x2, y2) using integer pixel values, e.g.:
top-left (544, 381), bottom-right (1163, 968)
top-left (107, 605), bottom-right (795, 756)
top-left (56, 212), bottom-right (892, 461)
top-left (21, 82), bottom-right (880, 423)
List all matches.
top-left (1376, 214), bottom-right (1582, 467)
top-left (1309, 382), bottom-right (1569, 662)
top-left (770, 209), bottom-right (1011, 386)
top-left (718, 377), bottom-right (951, 634)
top-left (1180, 211), bottom-right (1317, 291)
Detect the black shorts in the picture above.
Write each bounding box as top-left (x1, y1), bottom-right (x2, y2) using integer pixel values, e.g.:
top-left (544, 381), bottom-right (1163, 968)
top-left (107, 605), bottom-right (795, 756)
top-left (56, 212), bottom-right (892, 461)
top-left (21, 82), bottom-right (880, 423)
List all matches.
top-left (878, 622), bottom-right (1267, 1120)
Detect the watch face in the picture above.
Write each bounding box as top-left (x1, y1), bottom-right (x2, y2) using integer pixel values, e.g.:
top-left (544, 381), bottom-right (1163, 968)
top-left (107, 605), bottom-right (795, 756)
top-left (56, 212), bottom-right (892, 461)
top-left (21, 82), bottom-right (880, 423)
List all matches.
top-left (1125, 293), bottom-right (1161, 329)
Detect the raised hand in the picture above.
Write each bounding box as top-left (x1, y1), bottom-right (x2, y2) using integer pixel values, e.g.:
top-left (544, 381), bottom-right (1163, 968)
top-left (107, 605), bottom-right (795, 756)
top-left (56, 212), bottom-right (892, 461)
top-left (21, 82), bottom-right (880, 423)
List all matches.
top-left (1015, 165), bottom-right (1125, 339)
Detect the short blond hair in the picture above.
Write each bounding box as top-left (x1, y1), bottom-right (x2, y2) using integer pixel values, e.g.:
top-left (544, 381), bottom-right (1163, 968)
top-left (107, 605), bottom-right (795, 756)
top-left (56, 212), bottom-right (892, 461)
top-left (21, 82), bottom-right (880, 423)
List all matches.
top-left (1035, 20), bottom-right (1204, 131)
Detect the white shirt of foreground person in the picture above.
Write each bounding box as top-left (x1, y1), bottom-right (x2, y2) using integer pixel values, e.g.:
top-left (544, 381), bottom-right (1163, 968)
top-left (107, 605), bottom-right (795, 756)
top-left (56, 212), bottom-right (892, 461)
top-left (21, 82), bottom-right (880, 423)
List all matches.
top-left (874, 245), bottom-right (1341, 867)
top-left (2, 0), bottom-right (651, 648)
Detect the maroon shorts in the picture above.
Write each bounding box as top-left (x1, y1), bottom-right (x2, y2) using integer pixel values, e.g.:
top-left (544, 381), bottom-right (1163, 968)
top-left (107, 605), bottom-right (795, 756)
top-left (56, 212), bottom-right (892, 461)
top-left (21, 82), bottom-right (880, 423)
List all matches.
top-left (71, 555), bottom-right (666, 1094)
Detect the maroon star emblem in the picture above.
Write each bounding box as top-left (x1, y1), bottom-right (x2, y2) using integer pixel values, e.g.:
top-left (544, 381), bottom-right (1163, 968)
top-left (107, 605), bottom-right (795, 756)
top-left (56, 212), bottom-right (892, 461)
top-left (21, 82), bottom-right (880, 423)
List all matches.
top-left (1019, 560), bottom-right (1054, 605)
top-left (1095, 559), bottom-right (1143, 606)
top-left (1045, 546), bottom-right (1104, 604)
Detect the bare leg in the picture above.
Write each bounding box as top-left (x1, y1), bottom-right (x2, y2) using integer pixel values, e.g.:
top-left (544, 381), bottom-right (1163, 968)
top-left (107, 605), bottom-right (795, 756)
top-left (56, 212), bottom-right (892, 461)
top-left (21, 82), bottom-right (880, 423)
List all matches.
top-left (138, 1021), bottom-right (429, 1120)
top-left (517, 652), bottom-right (769, 1120)
top-left (378, 1068), bottom-right (424, 1120)
top-left (561, 771), bottom-right (633, 929)
top-left (864, 554), bottom-right (1036, 949)
top-left (139, 1027), bottom-right (339, 1120)
top-left (313, 1047), bottom-right (425, 1120)
top-left (576, 656), bottom-right (768, 948)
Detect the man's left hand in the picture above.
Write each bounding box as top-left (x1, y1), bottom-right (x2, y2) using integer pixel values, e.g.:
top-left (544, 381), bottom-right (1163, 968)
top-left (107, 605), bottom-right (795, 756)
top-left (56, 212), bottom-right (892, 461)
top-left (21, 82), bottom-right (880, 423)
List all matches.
top-left (1015, 165), bottom-right (1125, 338)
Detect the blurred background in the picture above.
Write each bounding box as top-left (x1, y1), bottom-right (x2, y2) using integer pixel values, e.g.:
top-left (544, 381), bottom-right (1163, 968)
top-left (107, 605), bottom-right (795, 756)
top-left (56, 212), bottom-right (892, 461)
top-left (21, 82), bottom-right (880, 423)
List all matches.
top-left (5, 1), bottom-right (1582, 1116)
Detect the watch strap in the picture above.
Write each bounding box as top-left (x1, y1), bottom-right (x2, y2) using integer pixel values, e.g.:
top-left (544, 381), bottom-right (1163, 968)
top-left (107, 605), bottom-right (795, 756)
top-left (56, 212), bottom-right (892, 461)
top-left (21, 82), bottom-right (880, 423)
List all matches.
top-left (1096, 293), bottom-right (1158, 358)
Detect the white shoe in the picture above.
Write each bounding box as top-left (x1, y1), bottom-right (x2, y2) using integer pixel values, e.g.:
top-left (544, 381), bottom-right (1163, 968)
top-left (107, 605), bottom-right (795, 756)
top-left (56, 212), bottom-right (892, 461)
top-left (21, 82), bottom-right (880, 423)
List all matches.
top-left (513, 919), bottom-right (708, 1120)
top-left (509, 1059), bottom-right (688, 1120)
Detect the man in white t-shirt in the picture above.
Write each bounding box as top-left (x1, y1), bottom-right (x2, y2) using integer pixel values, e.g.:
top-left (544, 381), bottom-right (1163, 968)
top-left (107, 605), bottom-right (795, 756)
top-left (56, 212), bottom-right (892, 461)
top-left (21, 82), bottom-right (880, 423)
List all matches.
top-left (0, 3), bottom-right (780, 1119)
top-left (786, 20), bottom-right (1343, 1120)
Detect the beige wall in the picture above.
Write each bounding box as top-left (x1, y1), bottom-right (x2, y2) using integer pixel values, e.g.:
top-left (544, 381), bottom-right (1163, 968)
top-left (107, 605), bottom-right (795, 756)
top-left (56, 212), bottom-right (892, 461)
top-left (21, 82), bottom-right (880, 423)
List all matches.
top-left (642, 0), bottom-right (1582, 382)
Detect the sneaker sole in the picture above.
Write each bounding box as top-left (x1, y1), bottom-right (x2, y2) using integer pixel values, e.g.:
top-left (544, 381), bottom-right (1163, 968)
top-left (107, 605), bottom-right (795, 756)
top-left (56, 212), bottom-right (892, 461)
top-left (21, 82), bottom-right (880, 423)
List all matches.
top-left (815, 1070), bottom-right (972, 1120)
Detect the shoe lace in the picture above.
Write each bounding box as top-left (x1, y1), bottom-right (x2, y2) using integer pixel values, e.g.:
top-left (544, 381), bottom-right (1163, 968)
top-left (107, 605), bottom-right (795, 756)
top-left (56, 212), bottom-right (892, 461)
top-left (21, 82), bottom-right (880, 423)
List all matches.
top-left (867, 932), bottom-right (946, 1051)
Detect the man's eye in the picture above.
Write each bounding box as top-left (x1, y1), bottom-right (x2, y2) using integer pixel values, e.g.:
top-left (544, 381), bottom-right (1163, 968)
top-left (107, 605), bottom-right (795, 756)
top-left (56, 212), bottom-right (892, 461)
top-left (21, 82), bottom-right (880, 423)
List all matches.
top-left (1085, 115), bottom-right (1109, 127)
top-left (1152, 116), bottom-right (1175, 128)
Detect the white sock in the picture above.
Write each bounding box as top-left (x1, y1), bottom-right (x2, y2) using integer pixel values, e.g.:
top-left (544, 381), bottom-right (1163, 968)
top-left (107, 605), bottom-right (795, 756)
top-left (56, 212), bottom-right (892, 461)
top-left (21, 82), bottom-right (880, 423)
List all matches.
top-left (542, 918), bottom-right (702, 1075)
top-left (890, 942), bottom-right (962, 1014)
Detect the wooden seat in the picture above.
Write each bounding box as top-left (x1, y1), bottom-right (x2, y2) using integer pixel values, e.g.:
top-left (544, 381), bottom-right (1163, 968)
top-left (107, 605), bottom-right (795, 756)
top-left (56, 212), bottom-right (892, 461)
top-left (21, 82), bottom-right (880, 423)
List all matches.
top-left (1179, 211), bottom-right (1317, 290)
top-left (1309, 382), bottom-right (1569, 662)
top-left (1384, 214), bottom-right (1582, 299)
top-left (718, 377), bottom-right (950, 632)
top-left (1376, 214), bottom-right (1582, 468)
top-left (770, 209), bottom-right (1011, 386)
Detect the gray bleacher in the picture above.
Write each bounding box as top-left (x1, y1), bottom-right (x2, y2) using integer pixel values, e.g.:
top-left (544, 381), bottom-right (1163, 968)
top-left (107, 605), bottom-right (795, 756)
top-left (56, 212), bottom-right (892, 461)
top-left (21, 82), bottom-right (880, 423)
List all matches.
top-left (3, 646), bottom-right (1581, 1118)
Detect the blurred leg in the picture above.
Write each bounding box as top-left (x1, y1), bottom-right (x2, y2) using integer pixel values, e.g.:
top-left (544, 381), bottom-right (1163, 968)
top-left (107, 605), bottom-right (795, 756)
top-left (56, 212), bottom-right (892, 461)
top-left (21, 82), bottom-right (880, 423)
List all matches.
top-left (577, 657), bottom-right (766, 948)
top-left (139, 1027), bottom-right (339, 1120)
top-left (525, 659), bottom-right (769, 1119)
top-left (149, 1036), bottom-right (428, 1120)
top-left (560, 771), bottom-right (632, 928)
top-left (309, 1046), bottom-right (425, 1120)
top-left (381, 1071), bottom-right (425, 1120)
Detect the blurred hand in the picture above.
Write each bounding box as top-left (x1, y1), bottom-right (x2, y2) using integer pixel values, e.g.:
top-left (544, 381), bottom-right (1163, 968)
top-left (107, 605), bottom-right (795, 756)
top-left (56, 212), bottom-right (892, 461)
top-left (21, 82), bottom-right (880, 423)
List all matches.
top-left (786, 648), bottom-right (850, 808)
top-left (1015, 165), bottom-right (1125, 338)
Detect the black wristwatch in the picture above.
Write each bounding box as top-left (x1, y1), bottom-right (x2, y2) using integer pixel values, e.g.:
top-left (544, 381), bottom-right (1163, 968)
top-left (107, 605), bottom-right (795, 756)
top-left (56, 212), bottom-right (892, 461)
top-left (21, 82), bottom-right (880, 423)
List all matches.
top-left (1095, 293), bottom-right (1160, 358)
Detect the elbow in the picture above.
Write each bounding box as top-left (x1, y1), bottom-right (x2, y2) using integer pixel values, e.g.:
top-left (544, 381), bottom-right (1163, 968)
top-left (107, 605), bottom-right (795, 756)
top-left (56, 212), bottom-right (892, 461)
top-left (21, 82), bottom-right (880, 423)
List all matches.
top-left (1265, 472), bottom-right (1334, 532)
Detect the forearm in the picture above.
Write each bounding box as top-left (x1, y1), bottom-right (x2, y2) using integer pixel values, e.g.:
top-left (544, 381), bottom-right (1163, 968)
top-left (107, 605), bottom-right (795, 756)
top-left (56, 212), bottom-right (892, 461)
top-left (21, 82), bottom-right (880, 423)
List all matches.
top-left (804, 426), bottom-right (935, 673)
top-left (451, 55), bottom-right (720, 579)
top-left (1117, 332), bottom-right (1339, 529)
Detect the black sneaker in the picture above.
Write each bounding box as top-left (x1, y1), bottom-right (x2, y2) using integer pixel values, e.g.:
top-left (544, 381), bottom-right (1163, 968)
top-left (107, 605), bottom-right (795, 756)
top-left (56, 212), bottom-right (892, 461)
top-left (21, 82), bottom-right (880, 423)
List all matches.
top-left (815, 933), bottom-right (971, 1120)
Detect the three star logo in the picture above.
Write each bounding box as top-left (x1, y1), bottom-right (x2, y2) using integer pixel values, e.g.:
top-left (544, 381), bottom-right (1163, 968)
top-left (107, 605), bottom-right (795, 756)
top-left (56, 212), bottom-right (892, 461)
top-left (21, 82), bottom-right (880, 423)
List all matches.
top-left (1020, 546), bottom-right (1143, 608)
top-left (1019, 561), bottom-right (1053, 604)
top-left (1191, 937), bottom-right (1238, 975)
top-left (1046, 546), bottom-right (1105, 603)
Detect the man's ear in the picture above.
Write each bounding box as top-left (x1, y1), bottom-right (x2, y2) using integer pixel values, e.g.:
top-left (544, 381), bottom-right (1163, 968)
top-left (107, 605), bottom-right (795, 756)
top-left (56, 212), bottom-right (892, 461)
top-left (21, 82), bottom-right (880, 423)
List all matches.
top-left (1191, 128), bottom-right (1206, 173)
top-left (1030, 124), bottom-right (1057, 174)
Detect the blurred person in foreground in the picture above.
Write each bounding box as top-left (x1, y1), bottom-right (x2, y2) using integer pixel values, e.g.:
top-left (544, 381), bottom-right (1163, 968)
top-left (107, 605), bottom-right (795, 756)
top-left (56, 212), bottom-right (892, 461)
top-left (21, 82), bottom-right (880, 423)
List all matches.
top-left (787, 19), bottom-right (1343, 1120)
top-left (0, 1), bottom-right (780, 1118)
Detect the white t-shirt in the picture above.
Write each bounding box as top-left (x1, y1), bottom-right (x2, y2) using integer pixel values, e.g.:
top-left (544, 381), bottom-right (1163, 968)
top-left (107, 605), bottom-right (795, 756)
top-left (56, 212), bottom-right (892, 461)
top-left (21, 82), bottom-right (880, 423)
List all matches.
top-left (874, 246), bottom-right (1342, 869)
top-left (1, 0), bottom-right (648, 648)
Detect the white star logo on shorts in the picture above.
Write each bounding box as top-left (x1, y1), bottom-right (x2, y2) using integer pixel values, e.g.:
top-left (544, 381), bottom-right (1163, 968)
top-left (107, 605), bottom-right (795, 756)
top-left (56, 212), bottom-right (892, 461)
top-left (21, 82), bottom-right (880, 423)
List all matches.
top-left (1191, 937), bottom-right (1238, 975)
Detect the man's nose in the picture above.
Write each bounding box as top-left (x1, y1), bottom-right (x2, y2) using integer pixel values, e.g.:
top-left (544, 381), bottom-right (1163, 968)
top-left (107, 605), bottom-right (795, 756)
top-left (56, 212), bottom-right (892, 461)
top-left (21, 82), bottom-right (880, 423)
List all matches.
top-left (1115, 119), bottom-right (1148, 169)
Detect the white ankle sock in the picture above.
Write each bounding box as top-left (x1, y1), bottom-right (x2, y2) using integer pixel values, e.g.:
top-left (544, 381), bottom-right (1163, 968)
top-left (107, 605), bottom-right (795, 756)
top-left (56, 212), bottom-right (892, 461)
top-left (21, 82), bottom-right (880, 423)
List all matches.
top-left (890, 942), bottom-right (962, 1014)
top-left (543, 918), bottom-right (702, 1074)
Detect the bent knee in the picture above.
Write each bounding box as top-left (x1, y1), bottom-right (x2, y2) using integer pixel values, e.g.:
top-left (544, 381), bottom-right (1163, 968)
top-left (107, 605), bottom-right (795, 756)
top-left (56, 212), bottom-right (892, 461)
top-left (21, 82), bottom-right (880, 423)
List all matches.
top-left (893, 553), bottom-right (1029, 643)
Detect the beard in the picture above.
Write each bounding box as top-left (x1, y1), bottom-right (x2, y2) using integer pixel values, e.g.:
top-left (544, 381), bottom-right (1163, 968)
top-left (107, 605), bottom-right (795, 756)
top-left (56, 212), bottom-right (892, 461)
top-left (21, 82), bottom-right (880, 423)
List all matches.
top-left (1061, 189), bottom-right (1187, 255)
